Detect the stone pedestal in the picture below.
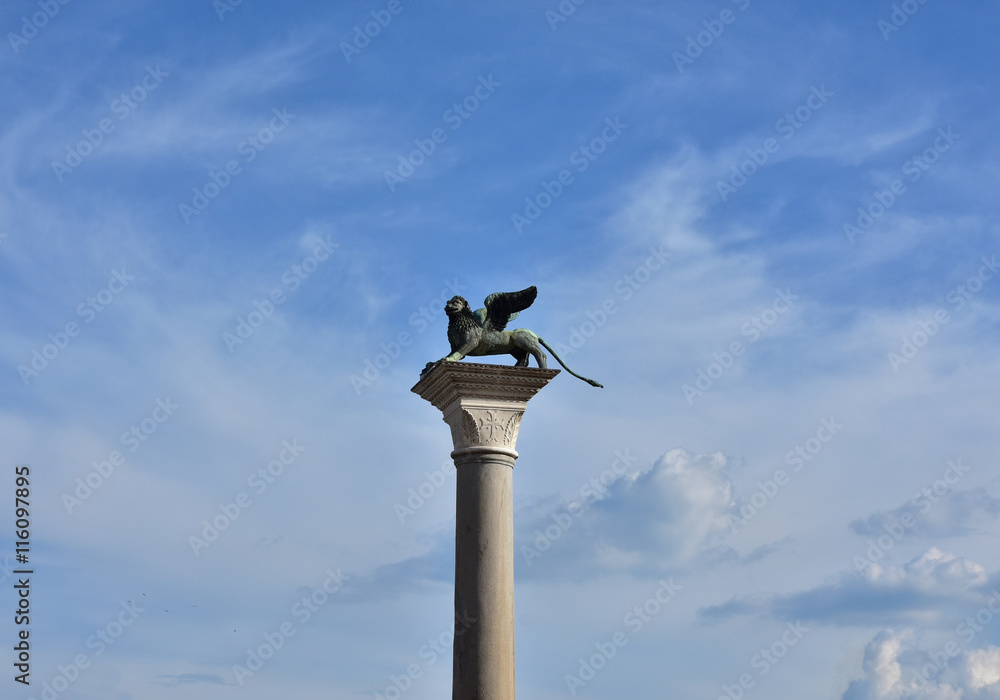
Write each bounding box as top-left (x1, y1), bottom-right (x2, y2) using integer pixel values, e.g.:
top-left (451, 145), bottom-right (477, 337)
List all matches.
top-left (412, 362), bottom-right (559, 700)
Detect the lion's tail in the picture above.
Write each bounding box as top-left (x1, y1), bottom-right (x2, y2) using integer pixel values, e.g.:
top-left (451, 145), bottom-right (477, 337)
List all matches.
top-left (537, 337), bottom-right (603, 388)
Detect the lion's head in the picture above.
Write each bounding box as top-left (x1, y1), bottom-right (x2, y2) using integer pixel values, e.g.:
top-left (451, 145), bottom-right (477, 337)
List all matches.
top-left (444, 296), bottom-right (469, 316)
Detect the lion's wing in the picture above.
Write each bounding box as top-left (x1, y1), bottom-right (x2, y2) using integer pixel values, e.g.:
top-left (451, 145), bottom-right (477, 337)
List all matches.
top-left (482, 286), bottom-right (537, 332)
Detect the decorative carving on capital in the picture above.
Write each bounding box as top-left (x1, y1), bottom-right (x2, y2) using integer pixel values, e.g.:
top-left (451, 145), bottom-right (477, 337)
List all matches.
top-left (447, 407), bottom-right (524, 451)
top-left (413, 362), bottom-right (557, 456)
top-left (460, 410), bottom-right (480, 445)
top-left (502, 411), bottom-right (522, 445)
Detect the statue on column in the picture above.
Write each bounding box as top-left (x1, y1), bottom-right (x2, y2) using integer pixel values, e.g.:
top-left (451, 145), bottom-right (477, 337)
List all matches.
top-left (421, 285), bottom-right (603, 388)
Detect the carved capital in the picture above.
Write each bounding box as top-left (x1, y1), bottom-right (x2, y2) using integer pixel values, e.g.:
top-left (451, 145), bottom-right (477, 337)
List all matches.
top-left (446, 407), bottom-right (524, 451)
top-left (412, 362), bottom-right (558, 458)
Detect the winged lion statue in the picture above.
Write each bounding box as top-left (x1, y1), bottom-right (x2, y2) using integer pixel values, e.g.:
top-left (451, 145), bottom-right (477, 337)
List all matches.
top-left (420, 286), bottom-right (603, 387)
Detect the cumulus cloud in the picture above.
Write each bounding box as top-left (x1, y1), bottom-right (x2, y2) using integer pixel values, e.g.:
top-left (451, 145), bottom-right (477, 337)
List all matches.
top-left (962, 647), bottom-right (1000, 695)
top-left (841, 629), bottom-right (1000, 700)
top-left (515, 447), bottom-right (738, 578)
top-left (348, 447), bottom-right (748, 594)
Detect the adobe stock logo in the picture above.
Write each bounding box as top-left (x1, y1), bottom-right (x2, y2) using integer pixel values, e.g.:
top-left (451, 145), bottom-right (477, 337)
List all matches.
top-left (671, 0), bottom-right (751, 73)
top-left (394, 461), bottom-right (454, 524)
top-left (681, 289), bottom-right (798, 404)
top-left (213, 0), bottom-right (244, 21)
top-left (510, 117), bottom-right (627, 234)
top-left (844, 126), bottom-right (959, 244)
top-left (340, 0), bottom-right (413, 63)
top-left (719, 622), bottom-right (809, 700)
top-left (7, 0), bottom-right (72, 53)
top-left (878, 0), bottom-right (932, 40)
top-left (52, 66), bottom-right (168, 181)
top-left (178, 108), bottom-right (296, 224)
top-left (564, 579), bottom-right (681, 695)
top-left (62, 397), bottom-right (179, 515)
top-left (545, 0), bottom-right (587, 30)
top-left (18, 268), bottom-right (135, 385)
top-left (383, 75), bottom-right (500, 192)
top-left (716, 85), bottom-right (832, 202)
top-left (223, 236), bottom-right (337, 353)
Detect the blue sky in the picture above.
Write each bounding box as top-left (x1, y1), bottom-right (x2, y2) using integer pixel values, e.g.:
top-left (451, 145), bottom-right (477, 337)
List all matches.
top-left (3, 0), bottom-right (1000, 698)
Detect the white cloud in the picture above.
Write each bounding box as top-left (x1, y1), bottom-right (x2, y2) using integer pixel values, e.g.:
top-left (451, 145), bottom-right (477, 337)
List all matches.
top-left (851, 486), bottom-right (1000, 540)
top-left (899, 548), bottom-right (989, 594)
top-left (701, 548), bottom-right (995, 629)
top-left (515, 447), bottom-right (736, 578)
top-left (608, 146), bottom-right (717, 254)
top-left (620, 448), bottom-right (735, 562)
top-left (842, 628), bottom-right (1000, 700)
top-left (962, 647), bottom-right (1000, 694)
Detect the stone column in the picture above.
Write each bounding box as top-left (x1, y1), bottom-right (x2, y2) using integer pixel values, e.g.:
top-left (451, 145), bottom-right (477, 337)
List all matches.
top-left (412, 362), bottom-right (559, 700)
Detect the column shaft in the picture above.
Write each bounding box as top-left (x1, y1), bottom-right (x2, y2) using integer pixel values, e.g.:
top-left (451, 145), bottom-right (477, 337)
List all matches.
top-left (453, 453), bottom-right (516, 700)
top-left (412, 362), bottom-right (559, 700)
